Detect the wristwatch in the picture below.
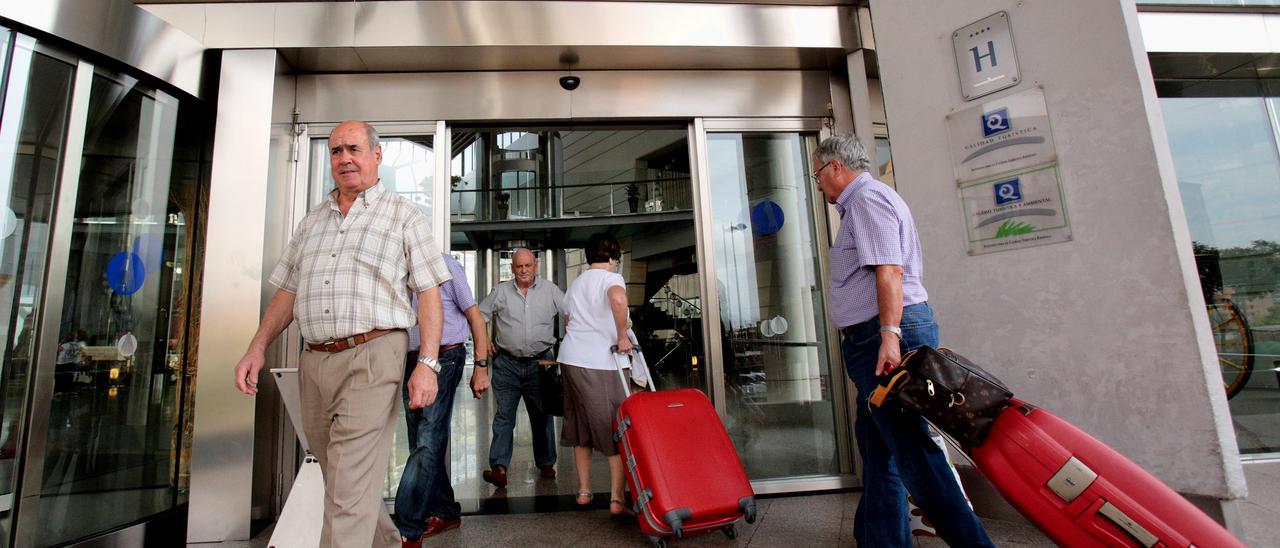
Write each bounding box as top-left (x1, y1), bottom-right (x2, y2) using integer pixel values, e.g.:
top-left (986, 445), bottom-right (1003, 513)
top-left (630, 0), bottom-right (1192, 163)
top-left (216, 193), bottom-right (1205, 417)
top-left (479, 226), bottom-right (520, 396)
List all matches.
top-left (417, 354), bottom-right (442, 374)
top-left (474, 359), bottom-right (488, 368)
top-left (879, 325), bottom-right (903, 338)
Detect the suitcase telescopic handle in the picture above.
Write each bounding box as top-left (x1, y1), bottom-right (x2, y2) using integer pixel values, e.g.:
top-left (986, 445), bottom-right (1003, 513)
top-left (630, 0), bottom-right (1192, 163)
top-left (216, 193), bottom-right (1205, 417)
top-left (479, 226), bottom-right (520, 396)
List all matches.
top-left (610, 344), bottom-right (656, 393)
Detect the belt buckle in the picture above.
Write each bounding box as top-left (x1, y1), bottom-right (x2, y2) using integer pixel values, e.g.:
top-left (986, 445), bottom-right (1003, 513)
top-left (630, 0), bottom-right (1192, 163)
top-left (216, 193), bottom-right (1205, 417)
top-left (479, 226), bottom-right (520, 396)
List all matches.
top-left (322, 339), bottom-right (341, 352)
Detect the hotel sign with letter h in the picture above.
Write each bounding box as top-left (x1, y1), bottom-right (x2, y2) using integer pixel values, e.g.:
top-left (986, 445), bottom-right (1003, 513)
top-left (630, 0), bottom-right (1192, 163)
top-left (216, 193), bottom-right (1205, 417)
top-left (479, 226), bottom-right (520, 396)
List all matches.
top-left (953, 11), bottom-right (1021, 101)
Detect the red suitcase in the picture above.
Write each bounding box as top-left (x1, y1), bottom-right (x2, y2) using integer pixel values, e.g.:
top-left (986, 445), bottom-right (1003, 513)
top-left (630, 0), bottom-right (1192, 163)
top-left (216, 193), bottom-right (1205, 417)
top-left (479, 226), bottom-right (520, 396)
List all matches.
top-left (611, 351), bottom-right (756, 547)
top-left (969, 399), bottom-right (1243, 547)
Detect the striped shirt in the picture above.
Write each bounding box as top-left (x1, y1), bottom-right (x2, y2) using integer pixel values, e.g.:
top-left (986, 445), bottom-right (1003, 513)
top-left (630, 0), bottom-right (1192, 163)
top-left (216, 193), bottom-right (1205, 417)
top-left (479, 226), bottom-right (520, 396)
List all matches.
top-left (269, 182), bottom-right (451, 343)
top-left (828, 172), bottom-right (929, 328)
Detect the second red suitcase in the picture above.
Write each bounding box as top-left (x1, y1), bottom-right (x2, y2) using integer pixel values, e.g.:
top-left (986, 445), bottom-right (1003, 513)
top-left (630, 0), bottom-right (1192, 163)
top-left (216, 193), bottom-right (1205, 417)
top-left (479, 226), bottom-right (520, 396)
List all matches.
top-left (611, 351), bottom-right (755, 547)
top-left (970, 399), bottom-right (1243, 547)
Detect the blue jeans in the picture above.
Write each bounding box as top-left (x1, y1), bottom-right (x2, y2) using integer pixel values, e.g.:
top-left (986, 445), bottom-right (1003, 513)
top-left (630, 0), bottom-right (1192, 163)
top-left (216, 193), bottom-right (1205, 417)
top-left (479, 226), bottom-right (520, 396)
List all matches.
top-left (394, 345), bottom-right (465, 538)
top-left (842, 303), bottom-right (994, 547)
top-left (488, 350), bottom-right (557, 470)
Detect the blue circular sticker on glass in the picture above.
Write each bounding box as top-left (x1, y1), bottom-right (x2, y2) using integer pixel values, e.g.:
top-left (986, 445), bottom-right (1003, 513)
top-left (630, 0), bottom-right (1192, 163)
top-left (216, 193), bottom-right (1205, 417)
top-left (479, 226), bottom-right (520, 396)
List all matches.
top-left (107, 252), bottom-right (146, 295)
top-left (751, 200), bottom-right (785, 236)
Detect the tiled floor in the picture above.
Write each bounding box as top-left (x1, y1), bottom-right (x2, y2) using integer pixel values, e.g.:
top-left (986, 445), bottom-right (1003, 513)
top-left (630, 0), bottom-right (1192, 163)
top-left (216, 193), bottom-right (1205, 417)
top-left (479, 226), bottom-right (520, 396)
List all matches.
top-left (199, 460), bottom-right (1280, 547)
top-left (215, 492), bottom-right (1049, 547)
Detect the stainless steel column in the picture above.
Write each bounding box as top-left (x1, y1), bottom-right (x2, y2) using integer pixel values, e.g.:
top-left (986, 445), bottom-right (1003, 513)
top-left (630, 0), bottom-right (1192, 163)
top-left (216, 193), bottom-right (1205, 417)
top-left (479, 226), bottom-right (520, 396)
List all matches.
top-left (846, 50), bottom-right (876, 170)
top-left (187, 49), bottom-right (277, 543)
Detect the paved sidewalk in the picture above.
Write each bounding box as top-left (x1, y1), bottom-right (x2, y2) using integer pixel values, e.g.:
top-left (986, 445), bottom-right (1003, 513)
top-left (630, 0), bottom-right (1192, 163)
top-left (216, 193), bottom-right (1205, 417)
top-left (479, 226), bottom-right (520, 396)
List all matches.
top-left (201, 461), bottom-right (1280, 547)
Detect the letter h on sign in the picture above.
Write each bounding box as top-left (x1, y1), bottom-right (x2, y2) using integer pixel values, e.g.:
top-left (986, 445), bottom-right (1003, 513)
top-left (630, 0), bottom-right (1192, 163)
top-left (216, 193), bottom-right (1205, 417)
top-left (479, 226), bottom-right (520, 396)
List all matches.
top-left (971, 40), bottom-right (997, 72)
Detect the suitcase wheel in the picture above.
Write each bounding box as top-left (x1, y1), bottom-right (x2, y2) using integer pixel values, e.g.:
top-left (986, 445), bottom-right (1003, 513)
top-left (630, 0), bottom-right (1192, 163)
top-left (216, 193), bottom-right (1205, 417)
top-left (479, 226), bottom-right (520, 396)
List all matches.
top-left (721, 524), bottom-right (737, 539)
top-left (646, 535), bottom-right (667, 548)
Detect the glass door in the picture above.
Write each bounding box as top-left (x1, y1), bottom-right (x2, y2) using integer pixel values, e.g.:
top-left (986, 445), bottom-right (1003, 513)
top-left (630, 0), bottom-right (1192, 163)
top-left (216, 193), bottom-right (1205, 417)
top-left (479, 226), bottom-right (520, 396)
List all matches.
top-left (447, 125), bottom-right (703, 505)
top-left (34, 68), bottom-right (193, 546)
top-left (0, 34), bottom-right (76, 530)
top-left (698, 123), bottom-right (852, 486)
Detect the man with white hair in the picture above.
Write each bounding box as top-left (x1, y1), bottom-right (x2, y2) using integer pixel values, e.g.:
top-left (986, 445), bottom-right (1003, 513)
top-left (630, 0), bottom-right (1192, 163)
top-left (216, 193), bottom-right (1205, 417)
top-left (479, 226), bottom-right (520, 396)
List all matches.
top-left (477, 248), bottom-right (565, 487)
top-left (811, 134), bottom-right (994, 547)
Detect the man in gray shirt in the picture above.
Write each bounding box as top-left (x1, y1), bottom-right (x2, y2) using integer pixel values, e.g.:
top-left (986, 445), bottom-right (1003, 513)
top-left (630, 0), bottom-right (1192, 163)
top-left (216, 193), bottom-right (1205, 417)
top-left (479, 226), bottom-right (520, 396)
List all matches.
top-left (477, 248), bottom-right (565, 487)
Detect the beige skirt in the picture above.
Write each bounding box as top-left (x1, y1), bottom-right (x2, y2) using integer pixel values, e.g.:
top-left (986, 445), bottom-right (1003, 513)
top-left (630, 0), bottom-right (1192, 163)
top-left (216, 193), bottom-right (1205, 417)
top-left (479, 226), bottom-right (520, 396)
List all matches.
top-left (560, 363), bottom-right (629, 456)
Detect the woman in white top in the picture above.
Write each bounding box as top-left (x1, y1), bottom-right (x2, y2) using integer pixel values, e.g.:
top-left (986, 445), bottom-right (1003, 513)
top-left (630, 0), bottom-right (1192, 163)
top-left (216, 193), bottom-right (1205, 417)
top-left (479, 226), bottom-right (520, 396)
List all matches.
top-left (557, 233), bottom-right (633, 517)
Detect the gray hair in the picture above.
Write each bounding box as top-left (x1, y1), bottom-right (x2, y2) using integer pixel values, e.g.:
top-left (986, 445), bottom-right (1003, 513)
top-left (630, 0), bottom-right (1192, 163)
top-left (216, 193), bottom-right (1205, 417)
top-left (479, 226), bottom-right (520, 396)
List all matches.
top-left (813, 134), bottom-right (871, 173)
top-left (359, 121), bottom-right (380, 150)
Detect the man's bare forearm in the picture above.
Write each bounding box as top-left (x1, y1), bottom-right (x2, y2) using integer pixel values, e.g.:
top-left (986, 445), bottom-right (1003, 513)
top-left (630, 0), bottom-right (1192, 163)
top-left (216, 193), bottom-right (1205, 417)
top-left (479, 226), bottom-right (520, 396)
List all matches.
top-left (248, 290), bottom-right (296, 353)
top-left (874, 265), bottom-right (904, 328)
top-left (417, 286), bottom-right (444, 360)
top-left (463, 305), bottom-right (490, 358)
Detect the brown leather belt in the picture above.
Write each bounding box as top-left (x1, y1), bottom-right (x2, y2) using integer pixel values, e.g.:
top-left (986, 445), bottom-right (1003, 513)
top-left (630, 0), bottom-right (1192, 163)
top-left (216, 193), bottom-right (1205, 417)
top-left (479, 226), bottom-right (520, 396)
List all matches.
top-left (307, 329), bottom-right (398, 353)
top-left (440, 342), bottom-right (464, 353)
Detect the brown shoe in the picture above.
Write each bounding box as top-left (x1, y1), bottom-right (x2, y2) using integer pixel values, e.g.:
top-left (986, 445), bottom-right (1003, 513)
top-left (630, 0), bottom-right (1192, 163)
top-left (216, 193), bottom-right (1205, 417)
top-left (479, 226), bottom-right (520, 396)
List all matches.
top-left (482, 465), bottom-right (508, 488)
top-left (538, 464), bottom-right (556, 479)
top-left (424, 516), bottom-right (461, 538)
top-left (402, 517), bottom-right (462, 547)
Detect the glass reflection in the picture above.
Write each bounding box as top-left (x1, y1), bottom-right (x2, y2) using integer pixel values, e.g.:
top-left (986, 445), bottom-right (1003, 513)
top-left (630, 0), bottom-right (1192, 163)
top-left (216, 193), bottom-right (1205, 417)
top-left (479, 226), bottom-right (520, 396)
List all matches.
top-left (0, 36), bottom-right (75, 503)
top-left (450, 129), bottom-right (692, 223)
top-left (39, 71), bottom-right (191, 545)
top-left (707, 132), bottom-right (840, 479)
top-left (1162, 96), bottom-right (1280, 454)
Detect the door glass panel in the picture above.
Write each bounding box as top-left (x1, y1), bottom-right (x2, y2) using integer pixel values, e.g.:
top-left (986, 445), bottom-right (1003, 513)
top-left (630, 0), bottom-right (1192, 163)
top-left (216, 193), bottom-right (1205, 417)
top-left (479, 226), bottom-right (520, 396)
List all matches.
top-left (707, 132), bottom-right (840, 479)
top-left (39, 71), bottom-right (189, 545)
top-left (305, 133), bottom-right (436, 499)
top-left (0, 36), bottom-right (74, 503)
top-left (1160, 95), bottom-right (1280, 454)
top-left (448, 126), bottom-right (701, 504)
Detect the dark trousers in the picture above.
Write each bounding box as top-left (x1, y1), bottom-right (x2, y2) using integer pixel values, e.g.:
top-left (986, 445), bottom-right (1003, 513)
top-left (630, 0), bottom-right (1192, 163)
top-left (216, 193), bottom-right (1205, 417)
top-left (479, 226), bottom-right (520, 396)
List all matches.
top-left (393, 345), bottom-right (466, 538)
top-left (841, 303), bottom-right (994, 547)
top-left (488, 349), bottom-right (557, 469)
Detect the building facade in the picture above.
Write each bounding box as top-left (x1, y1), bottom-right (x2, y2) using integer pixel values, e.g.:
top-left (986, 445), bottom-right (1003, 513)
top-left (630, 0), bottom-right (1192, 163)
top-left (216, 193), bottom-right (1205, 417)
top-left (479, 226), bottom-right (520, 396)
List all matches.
top-left (0, 0), bottom-right (1267, 545)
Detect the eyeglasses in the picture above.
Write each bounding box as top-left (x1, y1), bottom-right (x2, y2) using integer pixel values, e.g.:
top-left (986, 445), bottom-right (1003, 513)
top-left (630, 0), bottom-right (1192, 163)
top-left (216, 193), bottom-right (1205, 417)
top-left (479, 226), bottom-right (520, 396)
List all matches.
top-left (810, 161), bottom-right (833, 184)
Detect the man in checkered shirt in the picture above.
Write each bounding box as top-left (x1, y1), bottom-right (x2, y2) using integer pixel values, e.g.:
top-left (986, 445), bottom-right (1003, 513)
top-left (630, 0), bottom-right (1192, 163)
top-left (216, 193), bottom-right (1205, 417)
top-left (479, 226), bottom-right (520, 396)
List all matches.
top-left (813, 134), bottom-right (993, 547)
top-left (234, 120), bottom-right (452, 548)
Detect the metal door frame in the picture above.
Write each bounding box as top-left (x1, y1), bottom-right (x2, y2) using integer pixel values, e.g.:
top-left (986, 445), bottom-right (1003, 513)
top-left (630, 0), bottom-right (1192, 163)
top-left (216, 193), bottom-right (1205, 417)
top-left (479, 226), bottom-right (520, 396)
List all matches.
top-left (689, 117), bottom-right (856, 494)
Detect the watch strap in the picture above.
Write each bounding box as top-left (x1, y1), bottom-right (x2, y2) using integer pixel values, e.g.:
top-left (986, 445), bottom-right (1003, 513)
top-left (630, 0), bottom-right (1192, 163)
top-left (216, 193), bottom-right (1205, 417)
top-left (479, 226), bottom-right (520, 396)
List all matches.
top-left (417, 354), bottom-right (441, 373)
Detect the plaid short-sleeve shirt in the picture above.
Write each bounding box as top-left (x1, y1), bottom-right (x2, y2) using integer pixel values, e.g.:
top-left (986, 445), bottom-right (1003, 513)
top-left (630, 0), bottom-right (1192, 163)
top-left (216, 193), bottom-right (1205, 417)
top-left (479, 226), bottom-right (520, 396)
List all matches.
top-left (828, 172), bottom-right (929, 328)
top-left (269, 182), bottom-right (451, 343)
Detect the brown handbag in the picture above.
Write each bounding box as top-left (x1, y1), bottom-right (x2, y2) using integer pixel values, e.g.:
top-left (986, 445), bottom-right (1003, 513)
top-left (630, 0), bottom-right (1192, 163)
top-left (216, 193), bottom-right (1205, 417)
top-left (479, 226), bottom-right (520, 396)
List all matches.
top-left (868, 346), bottom-right (1013, 447)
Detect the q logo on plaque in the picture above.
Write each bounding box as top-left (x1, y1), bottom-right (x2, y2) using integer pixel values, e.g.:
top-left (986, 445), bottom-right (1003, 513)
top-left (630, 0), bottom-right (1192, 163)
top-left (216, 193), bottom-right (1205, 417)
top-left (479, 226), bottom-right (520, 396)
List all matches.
top-left (993, 179), bottom-right (1022, 206)
top-left (982, 107), bottom-right (1011, 137)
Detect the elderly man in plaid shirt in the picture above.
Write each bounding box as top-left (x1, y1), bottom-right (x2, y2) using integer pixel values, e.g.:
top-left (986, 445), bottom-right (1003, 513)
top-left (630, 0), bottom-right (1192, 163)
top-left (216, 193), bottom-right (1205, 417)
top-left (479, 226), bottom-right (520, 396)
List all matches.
top-left (812, 134), bottom-right (993, 547)
top-left (234, 120), bottom-right (452, 548)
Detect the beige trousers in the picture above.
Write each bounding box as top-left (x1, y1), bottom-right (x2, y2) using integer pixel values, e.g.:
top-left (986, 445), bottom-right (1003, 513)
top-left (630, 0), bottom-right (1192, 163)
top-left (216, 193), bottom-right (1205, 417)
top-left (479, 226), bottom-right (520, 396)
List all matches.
top-left (299, 331), bottom-right (406, 548)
